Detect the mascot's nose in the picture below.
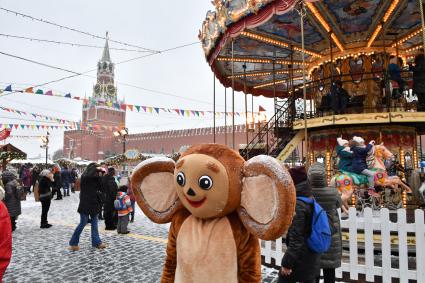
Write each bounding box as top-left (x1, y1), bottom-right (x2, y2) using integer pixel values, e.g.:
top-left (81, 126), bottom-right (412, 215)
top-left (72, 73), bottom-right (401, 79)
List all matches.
top-left (187, 188), bottom-right (196, 196)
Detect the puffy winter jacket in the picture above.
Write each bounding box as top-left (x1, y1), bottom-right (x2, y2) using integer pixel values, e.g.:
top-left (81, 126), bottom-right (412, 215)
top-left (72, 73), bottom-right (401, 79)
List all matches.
top-left (38, 176), bottom-right (53, 200)
top-left (336, 145), bottom-right (353, 172)
top-left (3, 173), bottom-right (22, 218)
top-left (0, 201), bottom-right (12, 281)
top-left (280, 181), bottom-right (320, 282)
top-left (352, 144), bottom-right (372, 174)
top-left (309, 163), bottom-right (342, 269)
top-left (102, 174), bottom-right (118, 207)
top-left (77, 163), bottom-right (103, 216)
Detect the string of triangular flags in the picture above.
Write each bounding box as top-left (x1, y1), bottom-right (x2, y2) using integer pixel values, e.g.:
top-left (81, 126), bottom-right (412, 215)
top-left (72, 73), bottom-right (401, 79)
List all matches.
top-left (1, 85), bottom-right (261, 118)
top-left (1, 122), bottom-right (124, 132)
top-left (0, 106), bottom-right (77, 125)
top-left (0, 123), bottom-right (75, 130)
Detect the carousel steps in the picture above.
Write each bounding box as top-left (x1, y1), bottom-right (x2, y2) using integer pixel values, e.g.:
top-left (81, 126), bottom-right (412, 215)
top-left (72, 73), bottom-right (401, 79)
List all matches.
top-left (275, 130), bottom-right (304, 162)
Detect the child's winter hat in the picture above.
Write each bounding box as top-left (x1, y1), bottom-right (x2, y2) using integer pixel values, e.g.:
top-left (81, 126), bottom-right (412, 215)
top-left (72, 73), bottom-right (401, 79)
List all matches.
top-left (119, 185), bottom-right (128, 193)
top-left (288, 166), bottom-right (307, 185)
top-left (337, 137), bottom-right (349, 146)
top-left (352, 136), bottom-right (364, 144)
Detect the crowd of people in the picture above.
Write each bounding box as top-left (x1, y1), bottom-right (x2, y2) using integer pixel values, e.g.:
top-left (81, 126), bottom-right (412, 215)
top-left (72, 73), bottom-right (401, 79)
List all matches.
top-left (1, 160), bottom-right (345, 282)
top-left (0, 162), bottom-right (135, 243)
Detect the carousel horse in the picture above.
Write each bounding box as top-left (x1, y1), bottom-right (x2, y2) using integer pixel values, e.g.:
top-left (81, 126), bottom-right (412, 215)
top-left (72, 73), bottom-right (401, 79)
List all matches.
top-left (372, 144), bottom-right (411, 192)
top-left (333, 144), bottom-right (411, 212)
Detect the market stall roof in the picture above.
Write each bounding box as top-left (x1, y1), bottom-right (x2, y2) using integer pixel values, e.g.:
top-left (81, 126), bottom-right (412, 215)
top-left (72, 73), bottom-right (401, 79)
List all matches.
top-left (10, 157), bottom-right (54, 165)
top-left (0, 143), bottom-right (27, 160)
top-left (55, 158), bottom-right (92, 167)
top-left (199, 0), bottom-right (424, 98)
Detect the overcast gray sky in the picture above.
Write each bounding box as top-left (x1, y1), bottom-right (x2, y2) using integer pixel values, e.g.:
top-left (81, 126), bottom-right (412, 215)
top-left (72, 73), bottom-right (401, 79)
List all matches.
top-left (0, 0), bottom-right (274, 158)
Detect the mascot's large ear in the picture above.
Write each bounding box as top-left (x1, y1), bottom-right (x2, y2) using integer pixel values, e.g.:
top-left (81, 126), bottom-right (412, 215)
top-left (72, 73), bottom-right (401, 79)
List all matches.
top-left (238, 155), bottom-right (296, 240)
top-left (131, 157), bottom-right (182, 224)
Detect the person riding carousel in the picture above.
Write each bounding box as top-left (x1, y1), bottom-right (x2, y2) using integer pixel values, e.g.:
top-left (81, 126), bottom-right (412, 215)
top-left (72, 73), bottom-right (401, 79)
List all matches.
top-left (351, 136), bottom-right (376, 190)
top-left (336, 137), bottom-right (353, 172)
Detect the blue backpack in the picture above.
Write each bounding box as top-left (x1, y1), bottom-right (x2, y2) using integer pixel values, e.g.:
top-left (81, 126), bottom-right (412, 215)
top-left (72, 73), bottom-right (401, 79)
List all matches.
top-left (297, 197), bottom-right (332, 253)
top-left (114, 196), bottom-right (126, 210)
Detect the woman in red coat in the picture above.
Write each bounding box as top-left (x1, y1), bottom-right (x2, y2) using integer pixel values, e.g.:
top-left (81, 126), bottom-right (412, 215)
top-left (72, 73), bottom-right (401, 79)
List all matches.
top-left (0, 187), bottom-right (12, 282)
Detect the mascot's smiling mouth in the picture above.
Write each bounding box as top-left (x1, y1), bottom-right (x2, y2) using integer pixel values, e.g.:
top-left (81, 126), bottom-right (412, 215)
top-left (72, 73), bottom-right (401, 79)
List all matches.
top-left (185, 196), bottom-right (207, 208)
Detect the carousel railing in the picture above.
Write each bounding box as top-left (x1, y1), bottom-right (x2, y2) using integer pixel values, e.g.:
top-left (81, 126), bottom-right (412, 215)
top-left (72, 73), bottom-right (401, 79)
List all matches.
top-left (240, 98), bottom-right (296, 159)
top-left (292, 69), bottom-right (414, 119)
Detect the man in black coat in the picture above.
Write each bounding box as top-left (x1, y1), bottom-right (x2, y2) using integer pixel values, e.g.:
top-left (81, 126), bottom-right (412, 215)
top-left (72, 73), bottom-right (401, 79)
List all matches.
top-left (102, 167), bottom-right (118, 230)
top-left (279, 166), bottom-right (320, 283)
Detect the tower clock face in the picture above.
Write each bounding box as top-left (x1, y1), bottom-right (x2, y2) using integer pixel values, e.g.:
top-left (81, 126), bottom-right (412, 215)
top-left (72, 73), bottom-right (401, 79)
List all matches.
top-left (94, 84), bottom-right (101, 94)
top-left (107, 84), bottom-right (116, 95)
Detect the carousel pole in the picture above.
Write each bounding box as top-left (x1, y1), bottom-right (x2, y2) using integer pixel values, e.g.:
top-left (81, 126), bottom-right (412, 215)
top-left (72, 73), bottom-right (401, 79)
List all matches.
top-left (243, 64), bottom-right (249, 157)
top-left (251, 94), bottom-right (254, 143)
top-left (213, 73), bottom-right (216, 143)
top-left (300, 2), bottom-right (309, 168)
top-left (232, 39), bottom-right (235, 149)
top-left (273, 51), bottom-right (277, 133)
top-left (419, 0), bottom-right (425, 55)
top-left (225, 87), bottom-right (228, 146)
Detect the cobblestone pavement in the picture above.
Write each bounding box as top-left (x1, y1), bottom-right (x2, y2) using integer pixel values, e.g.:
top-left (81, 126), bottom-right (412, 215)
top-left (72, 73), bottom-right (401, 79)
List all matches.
top-left (4, 193), bottom-right (279, 283)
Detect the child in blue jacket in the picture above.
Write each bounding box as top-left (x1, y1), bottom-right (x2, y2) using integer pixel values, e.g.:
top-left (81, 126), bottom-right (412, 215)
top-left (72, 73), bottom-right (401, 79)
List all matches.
top-left (351, 136), bottom-right (375, 189)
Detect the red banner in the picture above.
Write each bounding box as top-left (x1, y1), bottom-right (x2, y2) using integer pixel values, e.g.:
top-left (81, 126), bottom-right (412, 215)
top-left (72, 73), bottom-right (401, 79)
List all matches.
top-left (0, 128), bottom-right (11, 141)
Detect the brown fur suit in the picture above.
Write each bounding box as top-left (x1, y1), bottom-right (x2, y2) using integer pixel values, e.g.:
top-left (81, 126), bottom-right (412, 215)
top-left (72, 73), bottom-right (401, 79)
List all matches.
top-left (131, 144), bottom-right (296, 283)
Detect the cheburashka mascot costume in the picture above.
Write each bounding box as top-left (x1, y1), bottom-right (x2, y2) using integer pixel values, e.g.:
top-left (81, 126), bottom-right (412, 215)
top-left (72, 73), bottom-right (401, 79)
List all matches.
top-left (131, 144), bottom-right (296, 282)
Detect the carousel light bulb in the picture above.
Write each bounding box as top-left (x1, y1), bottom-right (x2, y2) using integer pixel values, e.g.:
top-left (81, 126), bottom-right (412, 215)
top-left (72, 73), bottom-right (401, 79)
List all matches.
top-left (413, 149), bottom-right (418, 169)
top-left (351, 193), bottom-right (356, 208)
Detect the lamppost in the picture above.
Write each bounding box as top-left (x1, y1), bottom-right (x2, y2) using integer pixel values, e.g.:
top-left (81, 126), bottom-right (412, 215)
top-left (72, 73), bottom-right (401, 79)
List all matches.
top-left (113, 128), bottom-right (129, 154)
top-left (40, 132), bottom-right (50, 165)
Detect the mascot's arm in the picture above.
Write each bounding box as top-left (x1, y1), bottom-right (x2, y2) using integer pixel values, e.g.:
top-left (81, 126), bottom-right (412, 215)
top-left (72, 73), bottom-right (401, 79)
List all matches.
top-left (161, 224), bottom-right (177, 283)
top-left (228, 213), bottom-right (261, 283)
top-left (160, 210), bottom-right (189, 283)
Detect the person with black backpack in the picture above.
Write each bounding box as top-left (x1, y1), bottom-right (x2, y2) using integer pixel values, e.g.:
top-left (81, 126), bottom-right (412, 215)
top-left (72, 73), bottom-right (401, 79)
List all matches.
top-left (309, 163), bottom-right (342, 283)
top-left (279, 166), bottom-right (321, 283)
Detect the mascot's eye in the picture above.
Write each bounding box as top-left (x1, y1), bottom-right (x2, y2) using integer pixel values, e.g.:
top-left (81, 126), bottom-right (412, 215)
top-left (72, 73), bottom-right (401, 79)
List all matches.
top-left (198, 175), bottom-right (213, 190)
top-left (176, 172), bottom-right (186, 186)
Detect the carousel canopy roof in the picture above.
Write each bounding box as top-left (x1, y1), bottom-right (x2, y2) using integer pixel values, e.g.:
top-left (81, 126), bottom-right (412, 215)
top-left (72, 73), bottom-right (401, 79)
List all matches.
top-left (199, 0), bottom-right (424, 98)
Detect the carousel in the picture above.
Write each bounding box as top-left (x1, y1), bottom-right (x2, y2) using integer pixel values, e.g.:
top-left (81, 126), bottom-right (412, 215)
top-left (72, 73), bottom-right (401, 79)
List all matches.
top-left (199, 0), bottom-right (425, 209)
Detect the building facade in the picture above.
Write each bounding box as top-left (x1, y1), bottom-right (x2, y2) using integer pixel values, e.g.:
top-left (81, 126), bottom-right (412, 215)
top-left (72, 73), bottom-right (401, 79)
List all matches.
top-left (63, 36), bottom-right (250, 161)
